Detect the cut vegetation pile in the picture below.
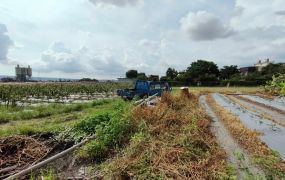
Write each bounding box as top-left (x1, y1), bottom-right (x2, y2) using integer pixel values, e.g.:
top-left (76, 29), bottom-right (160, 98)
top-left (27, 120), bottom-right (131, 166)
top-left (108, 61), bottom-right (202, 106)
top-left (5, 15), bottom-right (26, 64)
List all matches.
top-left (102, 92), bottom-right (232, 179)
top-left (0, 136), bottom-right (49, 177)
top-left (206, 94), bottom-right (285, 179)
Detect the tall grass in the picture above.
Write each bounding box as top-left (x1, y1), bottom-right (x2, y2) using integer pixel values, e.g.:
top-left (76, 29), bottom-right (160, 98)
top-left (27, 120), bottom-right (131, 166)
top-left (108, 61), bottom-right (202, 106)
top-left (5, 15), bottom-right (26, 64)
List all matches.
top-left (0, 99), bottom-right (116, 137)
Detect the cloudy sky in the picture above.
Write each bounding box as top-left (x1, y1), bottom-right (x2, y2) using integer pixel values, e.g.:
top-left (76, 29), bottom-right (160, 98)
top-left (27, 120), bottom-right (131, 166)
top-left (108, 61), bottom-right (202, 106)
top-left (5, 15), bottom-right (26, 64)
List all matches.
top-left (0, 0), bottom-right (285, 79)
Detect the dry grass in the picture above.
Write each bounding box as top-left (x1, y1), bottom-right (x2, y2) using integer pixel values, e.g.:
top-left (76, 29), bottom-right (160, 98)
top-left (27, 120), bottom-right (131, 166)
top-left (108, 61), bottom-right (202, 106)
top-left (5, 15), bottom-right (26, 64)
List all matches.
top-left (172, 87), bottom-right (277, 103)
top-left (101, 92), bottom-right (233, 179)
top-left (206, 94), bottom-right (285, 178)
top-left (254, 92), bottom-right (276, 100)
top-left (172, 87), bottom-right (262, 96)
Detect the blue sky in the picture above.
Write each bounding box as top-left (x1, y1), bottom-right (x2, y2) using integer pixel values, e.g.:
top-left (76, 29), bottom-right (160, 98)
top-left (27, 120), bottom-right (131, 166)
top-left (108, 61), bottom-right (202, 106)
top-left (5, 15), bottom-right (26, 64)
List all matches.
top-left (0, 0), bottom-right (285, 79)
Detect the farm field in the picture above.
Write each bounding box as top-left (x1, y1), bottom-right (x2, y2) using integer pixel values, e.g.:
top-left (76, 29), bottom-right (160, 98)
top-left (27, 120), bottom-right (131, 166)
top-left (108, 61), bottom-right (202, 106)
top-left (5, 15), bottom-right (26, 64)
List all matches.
top-left (0, 86), bottom-right (285, 179)
top-left (0, 82), bottom-right (131, 107)
top-left (3, 1), bottom-right (285, 179)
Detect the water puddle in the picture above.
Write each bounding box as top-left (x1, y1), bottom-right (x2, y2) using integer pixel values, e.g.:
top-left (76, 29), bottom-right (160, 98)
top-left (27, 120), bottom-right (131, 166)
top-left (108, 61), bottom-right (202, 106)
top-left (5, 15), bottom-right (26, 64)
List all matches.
top-left (240, 95), bottom-right (285, 112)
top-left (213, 93), bottom-right (285, 159)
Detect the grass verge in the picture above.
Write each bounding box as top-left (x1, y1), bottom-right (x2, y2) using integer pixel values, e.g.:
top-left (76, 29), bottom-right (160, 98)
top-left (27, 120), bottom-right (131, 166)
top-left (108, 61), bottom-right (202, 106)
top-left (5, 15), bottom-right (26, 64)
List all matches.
top-left (0, 99), bottom-right (112, 124)
top-left (0, 99), bottom-right (116, 137)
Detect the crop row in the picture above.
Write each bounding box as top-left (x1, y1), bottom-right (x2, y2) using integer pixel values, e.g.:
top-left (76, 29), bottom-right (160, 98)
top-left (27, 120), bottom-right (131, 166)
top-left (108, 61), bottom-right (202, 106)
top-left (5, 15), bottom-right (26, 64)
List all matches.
top-left (0, 82), bottom-right (131, 106)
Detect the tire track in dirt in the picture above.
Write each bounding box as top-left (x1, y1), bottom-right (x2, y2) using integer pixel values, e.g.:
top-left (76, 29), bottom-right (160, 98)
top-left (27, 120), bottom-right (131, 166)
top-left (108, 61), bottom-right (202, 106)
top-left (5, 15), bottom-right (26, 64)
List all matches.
top-left (226, 95), bottom-right (285, 128)
top-left (199, 95), bottom-right (264, 179)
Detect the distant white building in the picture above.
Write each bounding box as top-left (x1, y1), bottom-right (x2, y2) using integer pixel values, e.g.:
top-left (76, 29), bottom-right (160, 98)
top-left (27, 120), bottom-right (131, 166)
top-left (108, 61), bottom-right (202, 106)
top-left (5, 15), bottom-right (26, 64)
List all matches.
top-left (254, 59), bottom-right (272, 71)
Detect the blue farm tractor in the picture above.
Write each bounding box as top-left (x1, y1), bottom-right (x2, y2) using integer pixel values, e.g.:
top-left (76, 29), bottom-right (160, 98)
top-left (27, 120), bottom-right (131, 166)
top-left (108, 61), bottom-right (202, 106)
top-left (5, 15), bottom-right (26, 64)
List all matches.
top-left (117, 80), bottom-right (171, 100)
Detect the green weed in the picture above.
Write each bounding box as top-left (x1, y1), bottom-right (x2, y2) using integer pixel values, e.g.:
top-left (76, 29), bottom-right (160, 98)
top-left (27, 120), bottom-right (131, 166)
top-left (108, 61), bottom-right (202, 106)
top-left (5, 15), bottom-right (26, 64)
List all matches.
top-left (68, 100), bottom-right (137, 161)
top-left (0, 99), bottom-right (113, 123)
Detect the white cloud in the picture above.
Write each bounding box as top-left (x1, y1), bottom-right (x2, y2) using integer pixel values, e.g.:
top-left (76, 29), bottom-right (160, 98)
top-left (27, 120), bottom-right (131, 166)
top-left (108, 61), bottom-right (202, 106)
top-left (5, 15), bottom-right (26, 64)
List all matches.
top-left (227, 0), bottom-right (285, 63)
top-left (139, 39), bottom-right (158, 48)
top-left (275, 10), bottom-right (285, 16)
top-left (1, 0), bottom-right (285, 79)
top-left (233, 6), bottom-right (244, 17)
top-left (37, 42), bottom-right (127, 78)
top-left (89, 49), bottom-right (126, 76)
top-left (180, 11), bottom-right (235, 41)
top-left (50, 41), bottom-right (71, 53)
top-left (89, 0), bottom-right (141, 7)
top-left (0, 23), bottom-right (13, 62)
top-left (231, 0), bottom-right (285, 30)
top-left (38, 42), bottom-right (85, 73)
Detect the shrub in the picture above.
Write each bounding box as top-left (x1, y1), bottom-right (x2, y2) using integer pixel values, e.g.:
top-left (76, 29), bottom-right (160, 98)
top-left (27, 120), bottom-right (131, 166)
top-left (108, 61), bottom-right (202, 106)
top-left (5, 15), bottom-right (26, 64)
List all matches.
top-left (221, 80), bottom-right (266, 86)
top-left (74, 114), bottom-right (111, 135)
top-left (74, 100), bottom-right (137, 161)
top-left (265, 74), bottom-right (285, 96)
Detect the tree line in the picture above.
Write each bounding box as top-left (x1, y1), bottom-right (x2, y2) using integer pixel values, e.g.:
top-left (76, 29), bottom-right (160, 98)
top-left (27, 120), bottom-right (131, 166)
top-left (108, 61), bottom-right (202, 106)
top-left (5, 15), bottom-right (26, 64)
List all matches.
top-left (126, 60), bottom-right (285, 86)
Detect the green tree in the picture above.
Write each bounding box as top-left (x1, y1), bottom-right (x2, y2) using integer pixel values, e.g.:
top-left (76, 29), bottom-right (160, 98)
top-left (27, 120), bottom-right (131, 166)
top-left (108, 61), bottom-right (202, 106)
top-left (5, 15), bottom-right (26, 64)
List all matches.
top-left (160, 76), bottom-right (168, 81)
top-left (79, 78), bottom-right (98, 82)
top-left (220, 65), bottom-right (239, 80)
top-left (175, 71), bottom-right (188, 81)
top-left (166, 68), bottom-right (178, 80)
top-left (245, 71), bottom-right (263, 81)
top-left (148, 75), bottom-right (159, 81)
top-left (186, 60), bottom-right (220, 81)
top-left (126, 70), bottom-right (138, 79)
top-left (137, 72), bottom-right (147, 80)
top-left (261, 63), bottom-right (285, 80)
